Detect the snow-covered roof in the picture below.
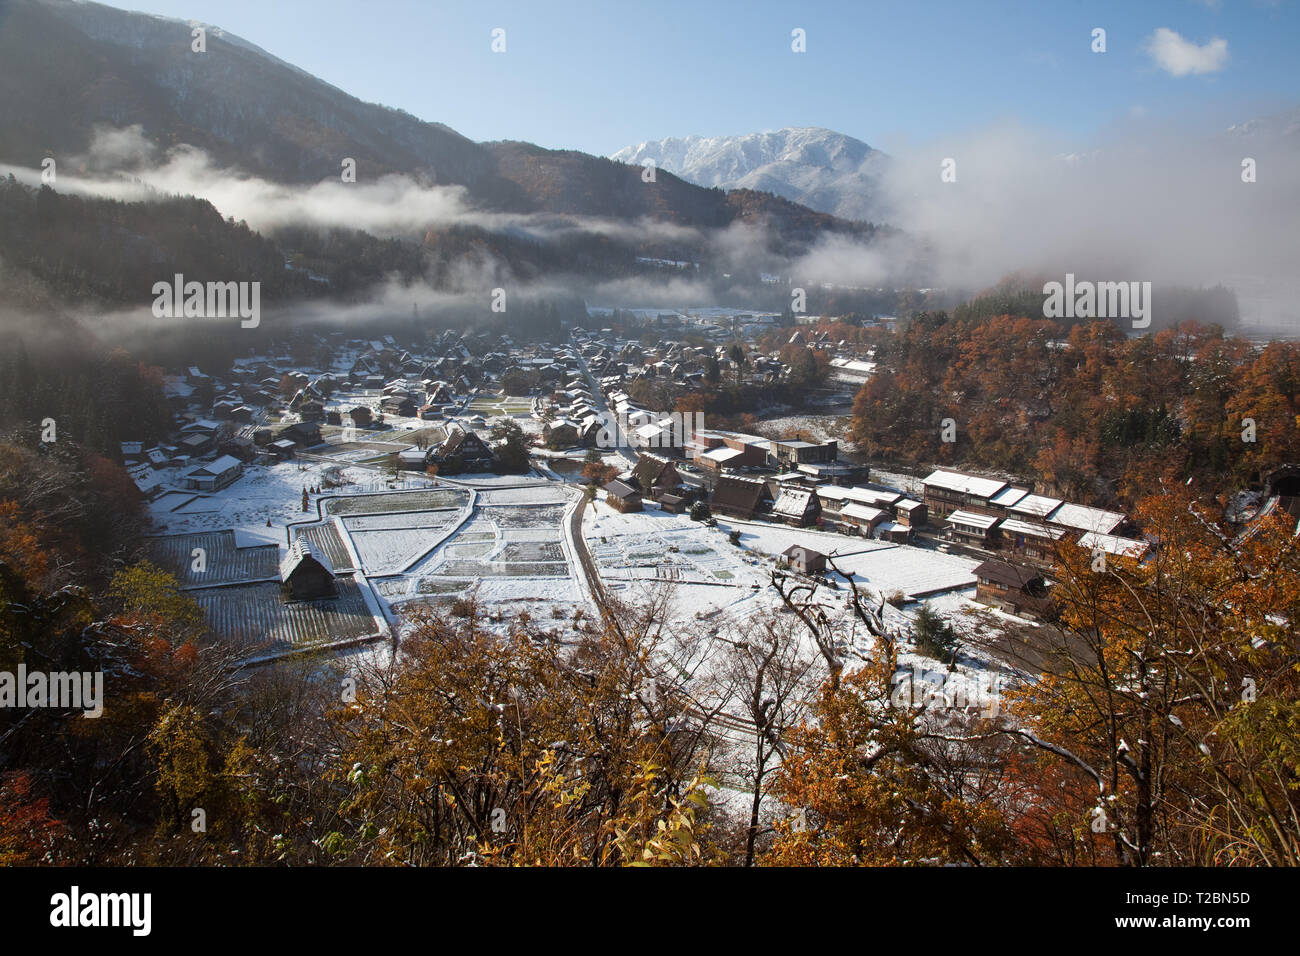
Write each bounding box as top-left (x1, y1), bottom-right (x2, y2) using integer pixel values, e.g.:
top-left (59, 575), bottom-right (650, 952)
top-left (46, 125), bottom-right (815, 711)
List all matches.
top-left (184, 455), bottom-right (242, 477)
top-left (127, 464), bottom-right (162, 494)
top-left (945, 510), bottom-right (1001, 531)
top-left (923, 470), bottom-right (1008, 499)
top-left (1010, 494), bottom-right (1064, 519)
top-left (818, 485), bottom-right (902, 509)
top-left (703, 446), bottom-right (744, 463)
top-left (989, 486), bottom-right (1029, 507)
top-left (998, 517), bottom-right (1067, 540)
top-left (772, 488), bottom-right (815, 517)
top-left (841, 503), bottom-right (886, 523)
top-left (279, 539), bottom-right (335, 581)
top-left (181, 419), bottom-right (222, 433)
top-left (1078, 531), bottom-right (1148, 558)
top-left (1047, 503), bottom-right (1126, 535)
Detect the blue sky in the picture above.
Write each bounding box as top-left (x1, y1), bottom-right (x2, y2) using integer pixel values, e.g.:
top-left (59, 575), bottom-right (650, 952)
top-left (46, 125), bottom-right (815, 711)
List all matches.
top-left (111, 0), bottom-right (1299, 154)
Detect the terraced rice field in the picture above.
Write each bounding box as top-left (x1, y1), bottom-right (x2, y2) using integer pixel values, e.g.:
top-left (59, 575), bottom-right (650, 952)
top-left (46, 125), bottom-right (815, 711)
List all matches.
top-left (193, 576), bottom-right (379, 654)
top-left (438, 560), bottom-right (570, 577)
top-left (350, 527), bottom-right (454, 574)
top-left (476, 487), bottom-right (570, 506)
top-left (481, 504), bottom-right (566, 528)
top-left (292, 522), bottom-right (355, 571)
top-left (325, 489), bottom-right (466, 515)
top-left (499, 541), bottom-right (565, 562)
top-left (150, 531), bottom-right (279, 587)
top-left (341, 510), bottom-right (458, 532)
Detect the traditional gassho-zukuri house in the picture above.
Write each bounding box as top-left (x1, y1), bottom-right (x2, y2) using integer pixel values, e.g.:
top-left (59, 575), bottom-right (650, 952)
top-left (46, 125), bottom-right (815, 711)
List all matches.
top-left (709, 475), bottom-right (770, 520)
top-left (771, 487), bottom-right (819, 527)
top-left (279, 540), bottom-right (336, 601)
top-left (631, 453), bottom-right (684, 499)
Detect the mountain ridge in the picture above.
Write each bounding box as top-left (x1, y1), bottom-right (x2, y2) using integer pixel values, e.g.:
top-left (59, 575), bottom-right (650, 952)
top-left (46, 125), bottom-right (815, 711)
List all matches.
top-left (0, 0), bottom-right (875, 245)
top-left (611, 127), bottom-right (889, 222)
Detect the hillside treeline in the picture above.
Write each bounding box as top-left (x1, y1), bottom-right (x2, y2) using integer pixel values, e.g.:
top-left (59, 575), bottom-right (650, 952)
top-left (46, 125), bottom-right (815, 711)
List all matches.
top-left (851, 313), bottom-right (1298, 504)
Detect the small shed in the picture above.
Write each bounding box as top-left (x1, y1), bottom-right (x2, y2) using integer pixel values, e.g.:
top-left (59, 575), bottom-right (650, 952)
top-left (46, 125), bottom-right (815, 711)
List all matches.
top-left (782, 544), bottom-right (827, 575)
top-left (658, 493), bottom-right (687, 514)
top-left (269, 439), bottom-right (297, 460)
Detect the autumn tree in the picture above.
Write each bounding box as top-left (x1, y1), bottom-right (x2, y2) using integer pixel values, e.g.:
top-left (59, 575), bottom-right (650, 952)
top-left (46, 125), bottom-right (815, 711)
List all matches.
top-left (1009, 483), bottom-right (1300, 865)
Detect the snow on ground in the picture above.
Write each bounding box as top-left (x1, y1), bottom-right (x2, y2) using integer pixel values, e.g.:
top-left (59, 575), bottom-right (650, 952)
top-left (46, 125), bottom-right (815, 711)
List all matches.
top-left (757, 414), bottom-right (853, 447)
top-left (868, 469), bottom-right (926, 497)
top-left (150, 442), bottom-right (1033, 733)
top-left (585, 499), bottom-right (773, 622)
top-left (714, 517), bottom-right (977, 599)
top-left (350, 526), bottom-right (456, 575)
top-left (476, 486), bottom-right (570, 506)
top-left (147, 458), bottom-right (436, 538)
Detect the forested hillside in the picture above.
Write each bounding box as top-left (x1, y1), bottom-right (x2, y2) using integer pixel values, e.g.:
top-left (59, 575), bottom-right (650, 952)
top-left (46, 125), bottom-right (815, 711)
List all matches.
top-left (851, 312), bottom-right (1298, 503)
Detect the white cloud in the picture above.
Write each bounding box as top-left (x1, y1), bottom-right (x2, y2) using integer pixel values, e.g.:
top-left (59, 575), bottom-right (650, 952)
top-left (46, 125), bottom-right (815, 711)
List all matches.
top-left (1145, 27), bottom-right (1228, 77)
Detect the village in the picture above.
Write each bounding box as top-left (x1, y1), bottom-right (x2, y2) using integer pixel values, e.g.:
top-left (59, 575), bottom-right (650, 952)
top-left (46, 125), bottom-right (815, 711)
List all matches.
top-left (116, 311), bottom-right (1173, 719)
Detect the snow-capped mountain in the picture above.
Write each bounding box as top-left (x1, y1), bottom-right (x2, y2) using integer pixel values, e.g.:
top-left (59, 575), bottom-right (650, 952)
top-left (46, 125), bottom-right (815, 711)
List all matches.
top-left (611, 127), bottom-right (889, 223)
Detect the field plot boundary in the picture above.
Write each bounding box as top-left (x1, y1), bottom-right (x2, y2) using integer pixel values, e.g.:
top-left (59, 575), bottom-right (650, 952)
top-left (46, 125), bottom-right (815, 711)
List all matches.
top-left (398, 502), bottom-right (474, 573)
top-left (322, 487), bottom-right (469, 517)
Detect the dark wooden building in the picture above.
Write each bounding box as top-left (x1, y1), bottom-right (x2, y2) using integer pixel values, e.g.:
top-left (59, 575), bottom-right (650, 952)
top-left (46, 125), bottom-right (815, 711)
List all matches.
top-left (280, 540), bottom-right (336, 601)
top-left (604, 479), bottom-right (643, 513)
top-left (782, 544), bottom-right (827, 575)
top-left (972, 559), bottom-right (1053, 620)
top-left (432, 425), bottom-right (495, 473)
top-left (709, 475), bottom-right (770, 520)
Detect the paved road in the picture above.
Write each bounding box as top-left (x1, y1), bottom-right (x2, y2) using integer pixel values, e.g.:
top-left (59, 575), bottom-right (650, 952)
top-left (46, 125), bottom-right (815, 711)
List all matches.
top-left (567, 492), bottom-right (606, 605)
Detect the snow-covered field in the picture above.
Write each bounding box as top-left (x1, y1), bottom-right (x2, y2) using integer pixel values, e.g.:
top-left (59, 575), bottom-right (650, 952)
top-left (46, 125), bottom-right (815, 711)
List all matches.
top-left (147, 457), bottom-right (437, 539)
top-left (757, 414), bottom-right (853, 447)
top-left (146, 445), bottom-right (1031, 734)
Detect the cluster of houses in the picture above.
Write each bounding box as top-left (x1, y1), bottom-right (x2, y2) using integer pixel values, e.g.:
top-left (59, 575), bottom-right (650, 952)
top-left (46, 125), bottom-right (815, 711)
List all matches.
top-left (920, 469), bottom-right (1149, 564)
top-left (917, 468), bottom-right (1155, 621)
top-left (602, 453), bottom-right (1151, 625)
top-left (538, 326), bottom-right (838, 454)
top-left (128, 328), bottom-right (589, 498)
top-left (603, 436), bottom-right (925, 548)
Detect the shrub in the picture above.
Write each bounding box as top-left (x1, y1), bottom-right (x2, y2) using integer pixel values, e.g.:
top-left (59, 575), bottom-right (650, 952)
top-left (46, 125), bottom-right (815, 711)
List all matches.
top-left (913, 603), bottom-right (958, 662)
